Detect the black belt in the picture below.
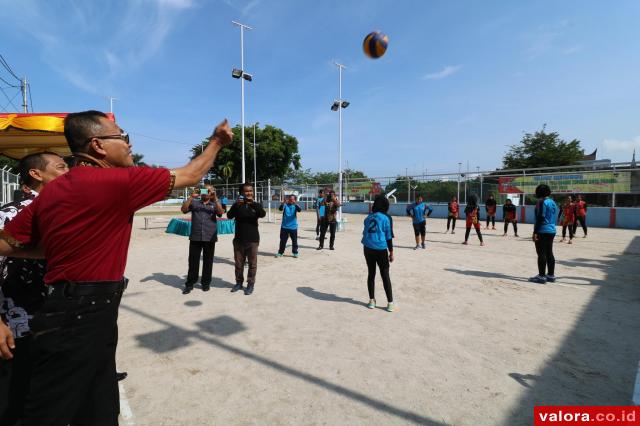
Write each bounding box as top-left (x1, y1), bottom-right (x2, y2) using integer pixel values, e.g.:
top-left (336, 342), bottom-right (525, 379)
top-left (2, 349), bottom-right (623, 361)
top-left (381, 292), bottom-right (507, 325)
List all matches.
top-left (49, 279), bottom-right (128, 298)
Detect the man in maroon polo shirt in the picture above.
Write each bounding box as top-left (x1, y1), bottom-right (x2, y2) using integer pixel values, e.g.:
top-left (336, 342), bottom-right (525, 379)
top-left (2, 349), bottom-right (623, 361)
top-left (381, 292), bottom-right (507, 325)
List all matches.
top-left (0, 110), bottom-right (232, 426)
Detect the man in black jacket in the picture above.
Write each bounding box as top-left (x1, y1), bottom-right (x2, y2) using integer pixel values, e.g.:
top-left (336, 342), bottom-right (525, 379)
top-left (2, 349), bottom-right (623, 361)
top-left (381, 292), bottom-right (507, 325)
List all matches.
top-left (227, 183), bottom-right (266, 295)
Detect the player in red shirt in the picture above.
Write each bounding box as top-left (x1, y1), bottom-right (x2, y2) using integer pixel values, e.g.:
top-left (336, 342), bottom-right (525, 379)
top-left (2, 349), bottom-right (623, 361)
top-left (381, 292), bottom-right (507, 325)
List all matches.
top-left (462, 195), bottom-right (484, 246)
top-left (573, 194), bottom-right (588, 237)
top-left (502, 198), bottom-right (519, 237)
top-left (446, 196), bottom-right (459, 234)
top-left (0, 111), bottom-right (233, 426)
top-left (485, 194), bottom-right (497, 230)
top-left (559, 195), bottom-right (577, 243)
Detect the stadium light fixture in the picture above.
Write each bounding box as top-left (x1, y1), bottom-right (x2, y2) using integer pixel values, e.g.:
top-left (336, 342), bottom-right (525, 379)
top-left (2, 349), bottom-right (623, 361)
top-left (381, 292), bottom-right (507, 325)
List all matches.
top-left (231, 68), bottom-right (243, 78)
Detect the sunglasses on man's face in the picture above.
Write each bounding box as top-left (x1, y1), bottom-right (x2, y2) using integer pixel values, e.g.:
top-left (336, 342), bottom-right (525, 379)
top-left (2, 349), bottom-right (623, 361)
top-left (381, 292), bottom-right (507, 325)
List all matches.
top-left (85, 132), bottom-right (130, 145)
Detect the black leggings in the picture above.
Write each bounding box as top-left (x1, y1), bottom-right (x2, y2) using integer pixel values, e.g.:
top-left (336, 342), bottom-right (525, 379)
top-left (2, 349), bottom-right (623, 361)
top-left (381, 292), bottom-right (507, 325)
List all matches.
top-left (503, 221), bottom-right (518, 234)
top-left (319, 221), bottom-right (336, 248)
top-left (465, 225), bottom-right (483, 242)
top-left (316, 219), bottom-right (321, 236)
top-left (573, 216), bottom-right (587, 236)
top-left (446, 216), bottom-right (457, 231)
top-left (562, 224), bottom-right (575, 239)
top-left (486, 216), bottom-right (495, 227)
top-left (364, 247), bottom-right (393, 302)
top-left (534, 233), bottom-right (555, 276)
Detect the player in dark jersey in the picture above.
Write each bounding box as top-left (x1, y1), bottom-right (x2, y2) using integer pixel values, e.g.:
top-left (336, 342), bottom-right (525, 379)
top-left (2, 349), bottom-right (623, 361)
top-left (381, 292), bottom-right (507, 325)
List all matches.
top-left (502, 198), bottom-right (519, 237)
top-left (463, 195), bottom-right (484, 246)
top-left (558, 195), bottom-right (576, 244)
top-left (573, 194), bottom-right (588, 237)
top-left (446, 196), bottom-right (459, 234)
top-left (485, 194), bottom-right (497, 230)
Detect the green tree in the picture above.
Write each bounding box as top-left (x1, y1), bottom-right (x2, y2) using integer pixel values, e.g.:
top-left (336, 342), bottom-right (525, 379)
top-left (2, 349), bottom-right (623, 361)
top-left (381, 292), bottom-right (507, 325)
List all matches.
top-left (0, 156), bottom-right (19, 172)
top-left (191, 124), bottom-right (301, 184)
top-left (132, 153), bottom-right (147, 166)
top-left (503, 126), bottom-right (584, 169)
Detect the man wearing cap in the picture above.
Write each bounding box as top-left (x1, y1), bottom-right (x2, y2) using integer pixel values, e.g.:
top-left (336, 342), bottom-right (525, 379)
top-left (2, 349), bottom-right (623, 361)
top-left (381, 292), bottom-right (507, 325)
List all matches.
top-left (0, 111), bottom-right (232, 426)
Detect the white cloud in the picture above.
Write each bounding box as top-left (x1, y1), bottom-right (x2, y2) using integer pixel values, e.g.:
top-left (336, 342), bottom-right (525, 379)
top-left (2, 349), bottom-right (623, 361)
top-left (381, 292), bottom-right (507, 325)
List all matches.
top-left (222, 0), bottom-right (262, 16)
top-left (602, 136), bottom-right (640, 152)
top-left (6, 0), bottom-right (196, 94)
top-left (422, 65), bottom-right (462, 80)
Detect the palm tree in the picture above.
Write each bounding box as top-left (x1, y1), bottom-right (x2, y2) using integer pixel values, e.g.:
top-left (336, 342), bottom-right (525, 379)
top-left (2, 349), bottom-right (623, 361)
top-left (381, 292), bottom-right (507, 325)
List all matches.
top-left (221, 161), bottom-right (234, 197)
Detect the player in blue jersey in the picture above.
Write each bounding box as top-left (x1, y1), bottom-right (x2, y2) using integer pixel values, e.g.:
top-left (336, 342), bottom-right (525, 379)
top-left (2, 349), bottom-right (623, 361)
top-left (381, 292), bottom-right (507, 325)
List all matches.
top-left (362, 195), bottom-right (395, 312)
top-left (406, 194), bottom-right (433, 250)
top-left (276, 194), bottom-right (302, 258)
top-left (529, 184), bottom-right (558, 284)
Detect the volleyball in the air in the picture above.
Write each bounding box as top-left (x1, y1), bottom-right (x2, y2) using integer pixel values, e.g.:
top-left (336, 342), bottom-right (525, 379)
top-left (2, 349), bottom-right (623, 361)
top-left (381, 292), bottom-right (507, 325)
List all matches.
top-left (363, 31), bottom-right (389, 59)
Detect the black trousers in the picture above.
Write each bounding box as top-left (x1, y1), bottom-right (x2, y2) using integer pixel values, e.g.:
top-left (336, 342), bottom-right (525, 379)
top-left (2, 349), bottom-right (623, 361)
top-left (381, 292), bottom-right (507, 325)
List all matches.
top-left (186, 240), bottom-right (216, 286)
top-left (503, 220), bottom-right (518, 234)
top-left (562, 224), bottom-right (575, 239)
top-left (573, 215), bottom-right (587, 236)
top-left (0, 335), bottom-right (31, 425)
top-left (23, 281), bottom-right (124, 426)
top-left (363, 247), bottom-right (393, 302)
top-left (446, 216), bottom-right (457, 231)
top-left (486, 215), bottom-right (496, 227)
top-left (319, 220), bottom-right (336, 248)
top-left (465, 224), bottom-right (483, 242)
top-left (535, 233), bottom-right (555, 276)
top-left (315, 218), bottom-right (321, 236)
top-left (278, 228), bottom-right (299, 254)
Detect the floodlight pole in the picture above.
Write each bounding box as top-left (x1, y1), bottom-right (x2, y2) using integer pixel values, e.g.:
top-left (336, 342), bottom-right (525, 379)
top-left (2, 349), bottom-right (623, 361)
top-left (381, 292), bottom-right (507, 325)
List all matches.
top-left (253, 123), bottom-right (257, 194)
top-left (334, 61), bottom-right (346, 223)
top-left (233, 20), bottom-right (253, 183)
top-left (457, 162), bottom-right (461, 202)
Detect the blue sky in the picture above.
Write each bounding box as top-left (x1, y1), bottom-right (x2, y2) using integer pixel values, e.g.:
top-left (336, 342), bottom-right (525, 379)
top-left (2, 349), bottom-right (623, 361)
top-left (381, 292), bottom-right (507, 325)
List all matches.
top-left (1, 0), bottom-right (639, 177)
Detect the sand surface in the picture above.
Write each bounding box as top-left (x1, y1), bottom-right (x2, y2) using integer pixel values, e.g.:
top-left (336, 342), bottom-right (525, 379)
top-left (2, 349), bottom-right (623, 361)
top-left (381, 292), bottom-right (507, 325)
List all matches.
top-left (118, 211), bottom-right (640, 425)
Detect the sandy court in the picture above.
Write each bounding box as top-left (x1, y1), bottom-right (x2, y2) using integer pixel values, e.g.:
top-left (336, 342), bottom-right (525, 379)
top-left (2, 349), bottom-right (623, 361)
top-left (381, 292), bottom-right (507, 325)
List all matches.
top-left (118, 210), bottom-right (640, 425)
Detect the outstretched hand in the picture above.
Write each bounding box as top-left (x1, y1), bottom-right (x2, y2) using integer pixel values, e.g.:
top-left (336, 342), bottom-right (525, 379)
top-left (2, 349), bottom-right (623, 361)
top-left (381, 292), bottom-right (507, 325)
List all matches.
top-left (211, 119), bottom-right (233, 147)
top-left (0, 322), bottom-right (14, 360)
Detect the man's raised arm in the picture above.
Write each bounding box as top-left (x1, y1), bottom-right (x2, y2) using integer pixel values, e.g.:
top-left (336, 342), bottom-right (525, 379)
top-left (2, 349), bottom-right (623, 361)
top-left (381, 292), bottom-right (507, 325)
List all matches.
top-left (172, 119), bottom-right (234, 189)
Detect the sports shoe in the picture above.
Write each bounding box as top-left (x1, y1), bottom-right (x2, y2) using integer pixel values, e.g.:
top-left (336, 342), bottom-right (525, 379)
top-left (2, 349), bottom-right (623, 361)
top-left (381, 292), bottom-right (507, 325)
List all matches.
top-left (451, 230), bottom-right (455, 234)
top-left (421, 243), bottom-right (426, 249)
top-left (492, 226), bottom-right (496, 230)
top-left (568, 239), bottom-right (572, 244)
top-left (293, 253), bottom-right (299, 258)
top-left (182, 286), bottom-right (193, 295)
top-left (201, 284), bottom-right (210, 292)
top-left (275, 253), bottom-right (283, 258)
top-left (231, 283), bottom-right (243, 293)
top-left (462, 241), bottom-right (468, 245)
top-left (367, 299), bottom-right (376, 309)
top-left (546, 275), bottom-right (556, 283)
top-left (330, 247), bottom-right (335, 250)
top-left (315, 236), bottom-right (319, 240)
top-left (413, 245), bottom-right (419, 250)
top-left (528, 275), bottom-right (547, 284)
top-left (514, 234), bottom-right (519, 237)
top-left (244, 284), bottom-right (254, 295)
top-left (480, 242), bottom-right (485, 246)
top-left (386, 302), bottom-right (395, 312)
top-left (316, 246), bottom-right (323, 250)
top-left (502, 233), bottom-right (507, 237)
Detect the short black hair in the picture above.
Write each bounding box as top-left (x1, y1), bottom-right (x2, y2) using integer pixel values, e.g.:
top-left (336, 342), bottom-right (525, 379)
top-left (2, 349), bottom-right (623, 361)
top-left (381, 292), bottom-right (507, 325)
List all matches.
top-left (18, 152), bottom-right (62, 188)
top-left (467, 194), bottom-right (478, 206)
top-left (535, 184), bottom-right (551, 198)
top-left (371, 195), bottom-right (389, 213)
top-left (416, 194), bottom-right (423, 199)
top-left (239, 182), bottom-right (253, 194)
top-left (64, 110), bottom-right (108, 154)
top-left (318, 189), bottom-right (324, 194)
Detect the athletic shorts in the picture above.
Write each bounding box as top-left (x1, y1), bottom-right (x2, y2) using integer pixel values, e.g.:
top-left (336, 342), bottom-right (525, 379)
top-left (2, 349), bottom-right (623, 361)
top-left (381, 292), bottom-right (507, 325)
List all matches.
top-left (412, 221), bottom-right (426, 236)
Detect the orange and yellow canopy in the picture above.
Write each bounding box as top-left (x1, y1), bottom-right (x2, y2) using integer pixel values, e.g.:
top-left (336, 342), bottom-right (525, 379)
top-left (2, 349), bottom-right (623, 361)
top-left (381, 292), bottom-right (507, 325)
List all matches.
top-left (0, 113), bottom-right (115, 159)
